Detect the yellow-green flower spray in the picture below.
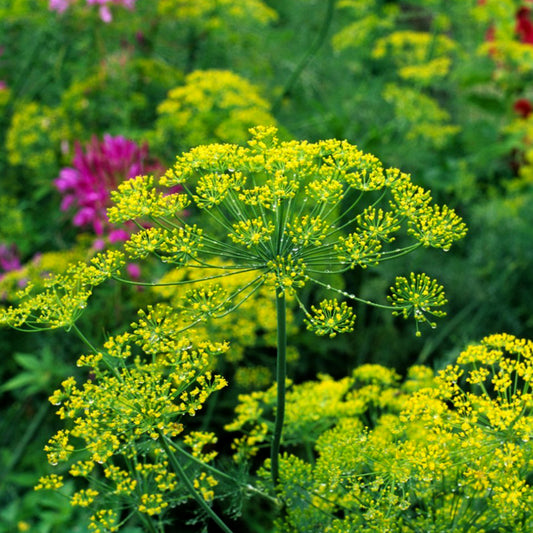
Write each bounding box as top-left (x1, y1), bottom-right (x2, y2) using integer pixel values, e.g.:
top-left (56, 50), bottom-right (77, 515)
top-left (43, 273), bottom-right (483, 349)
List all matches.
top-left (1, 126), bottom-right (466, 529)
top-left (107, 125), bottom-right (466, 485)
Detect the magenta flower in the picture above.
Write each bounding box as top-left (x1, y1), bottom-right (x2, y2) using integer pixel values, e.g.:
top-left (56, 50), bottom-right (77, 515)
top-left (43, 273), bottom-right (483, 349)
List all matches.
top-left (49, 0), bottom-right (136, 22)
top-left (55, 134), bottom-right (163, 243)
top-left (0, 244), bottom-right (21, 276)
top-left (49, 0), bottom-right (70, 13)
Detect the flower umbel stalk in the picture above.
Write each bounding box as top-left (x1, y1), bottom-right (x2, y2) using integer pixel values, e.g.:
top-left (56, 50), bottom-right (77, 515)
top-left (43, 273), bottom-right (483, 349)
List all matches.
top-left (271, 291), bottom-right (287, 486)
top-left (159, 431), bottom-right (235, 533)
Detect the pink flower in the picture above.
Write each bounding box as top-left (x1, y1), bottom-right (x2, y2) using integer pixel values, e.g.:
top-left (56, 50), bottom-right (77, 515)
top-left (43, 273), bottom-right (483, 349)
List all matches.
top-left (55, 134), bottom-right (163, 243)
top-left (108, 228), bottom-right (131, 243)
top-left (49, 0), bottom-right (70, 13)
top-left (86, 0), bottom-right (136, 22)
top-left (126, 262), bottom-right (141, 279)
top-left (0, 244), bottom-right (21, 274)
top-left (49, 0), bottom-right (136, 22)
top-left (99, 4), bottom-right (112, 22)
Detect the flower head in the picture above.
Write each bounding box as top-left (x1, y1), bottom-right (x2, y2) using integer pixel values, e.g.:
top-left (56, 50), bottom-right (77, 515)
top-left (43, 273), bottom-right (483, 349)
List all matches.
top-left (514, 98), bottom-right (533, 118)
top-left (109, 126), bottom-right (466, 335)
top-left (0, 244), bottom-right (21, 275)
top-left (516, 6), bottom-right (533, 44)
top-left (55, 134), bottom-right (163, 244)
top-left (49, 0), bottom-right (136, 22)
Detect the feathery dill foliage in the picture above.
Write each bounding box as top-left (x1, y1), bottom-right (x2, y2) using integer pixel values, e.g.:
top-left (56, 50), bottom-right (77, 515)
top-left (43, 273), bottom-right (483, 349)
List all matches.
top-left (110, 125), bottom-right (465, 336)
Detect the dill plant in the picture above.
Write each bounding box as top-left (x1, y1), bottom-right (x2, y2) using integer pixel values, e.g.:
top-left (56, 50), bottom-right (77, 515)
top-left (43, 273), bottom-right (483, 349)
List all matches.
top-left (153, 69), bottom-right (278, 153)
top-left (108, 125), bottom-right (465, 481)
top-left (265, 334), bottom-right (533, 532)
top-left (0, 126), bottom-right (467, 531)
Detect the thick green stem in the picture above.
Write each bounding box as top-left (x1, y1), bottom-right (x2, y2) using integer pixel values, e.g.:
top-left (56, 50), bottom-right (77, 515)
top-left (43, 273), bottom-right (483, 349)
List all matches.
top-left (158, 431), bottom-right (234, 533)
top-left (271, 291), bottom-right (287, 486)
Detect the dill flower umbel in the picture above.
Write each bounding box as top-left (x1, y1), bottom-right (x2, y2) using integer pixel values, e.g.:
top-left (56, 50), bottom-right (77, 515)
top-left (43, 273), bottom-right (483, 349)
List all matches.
top-left (107, 124), bottom-right (465, 488)
top-left (263, 334), bottom-right (533, 532)
top-left (109, 125), bottom-right (466, 335)
top-left (38, 312), bottom-right (228, 528)
top-left (1, 126), bottom-right (467, 529)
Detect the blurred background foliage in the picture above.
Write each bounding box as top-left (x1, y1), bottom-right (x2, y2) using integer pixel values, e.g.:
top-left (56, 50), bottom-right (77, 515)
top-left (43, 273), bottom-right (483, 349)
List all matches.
top-left (1, 0), bottom-right (533, 530)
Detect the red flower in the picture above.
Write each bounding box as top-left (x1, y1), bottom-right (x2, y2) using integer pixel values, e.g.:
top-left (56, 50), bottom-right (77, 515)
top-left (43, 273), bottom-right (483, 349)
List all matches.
top-left (514, 98), bottom-right (533, 118)
top-left (516, 6), bottom-right (533, 44)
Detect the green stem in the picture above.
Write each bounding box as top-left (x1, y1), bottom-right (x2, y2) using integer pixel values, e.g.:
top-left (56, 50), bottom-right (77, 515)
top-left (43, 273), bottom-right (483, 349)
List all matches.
top-left (164, 436), bottom-right (280, 505)
top-left (159, 431), bottom-right (234, 533)
top-left (71, 323), bottom-right (99, 354)
top-left (134, 511), bottom-right (159, 533)
top-left (271, 291), bottom-right (287, 486)
top-left (200, 390), bottom-right (219, 432)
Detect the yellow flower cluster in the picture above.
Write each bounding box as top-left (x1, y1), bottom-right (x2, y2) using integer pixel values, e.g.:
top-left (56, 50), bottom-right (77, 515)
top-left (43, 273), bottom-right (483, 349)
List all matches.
top-left (34, 474), bottom-right (64, 491)
top-left (6, 101), bottom-right (72, 172)
top-left (148, 258), bottom-right (299, 388)
top-left (192, 471), bottom-right (218, 502)
top-left (157, 0), bottom-right (277, 28)
top-left (108, 175), bottom-right (190, 224)
top-left (37, 309), bottom-right (228, 526)
top-left (233, 365), bottom-right (273, 390)
top-left (0, 250), bottom-right (125, 331)
top-left (473, 0), bottom-right (533, 73)
top-left (0, 246), bottom-right (89, 303)
top-left (383, 84), bottom-right (461, 148)
top-left (153, 70), bottom-right (277, 151)
top-left (109, 126), bottom-right (465, 335)
top-left (332, 0), bottom-right (399, 52)
top-left (388, 273), bottom-right (448, 335)
top-left (373, 31), bottom-right (456, 84)
top-left (71, 488), bottom-right (99, 507)
top-left (227, 364), bottom-right (406, 461)
top-left (88, 509), bottom-right (120, 533)
top-left (271, 333), bottom-right (533, 532)
top-left (303, 299), bottom-right (356, 338)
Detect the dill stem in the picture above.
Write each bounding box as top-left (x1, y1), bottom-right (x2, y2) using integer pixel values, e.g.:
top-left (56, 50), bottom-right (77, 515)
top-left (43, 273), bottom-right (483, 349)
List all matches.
top-left (159, 431), bottom-right (234, 533)
top-left (271, 291), bottom-right (287, 486)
